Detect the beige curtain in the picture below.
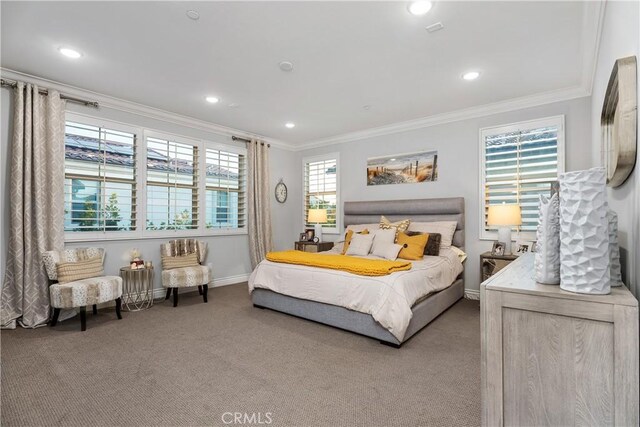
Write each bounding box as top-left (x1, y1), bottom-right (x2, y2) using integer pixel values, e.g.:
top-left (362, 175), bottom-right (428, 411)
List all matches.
top-left (1, 83), bottom-right (66, 329)
top-left (247, 140), bottom-right (273, 268)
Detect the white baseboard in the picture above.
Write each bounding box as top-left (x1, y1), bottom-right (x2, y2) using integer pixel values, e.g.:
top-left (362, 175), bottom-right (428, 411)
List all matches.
top-left (143, 274), bottom-right (250, 300)
top-left (464, 289), bottom-right (480, 300)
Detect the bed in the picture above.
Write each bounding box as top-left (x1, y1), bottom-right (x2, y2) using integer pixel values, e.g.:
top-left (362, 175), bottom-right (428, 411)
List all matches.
top-left (249, 197), bottom-right (465, 347)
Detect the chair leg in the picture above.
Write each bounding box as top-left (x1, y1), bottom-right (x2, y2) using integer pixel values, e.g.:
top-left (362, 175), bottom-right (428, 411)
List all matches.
top-left (202, 284), bottom-right (208, 303)
top-left (165, 288), bottom-right (172, 300)
top-left (198, 285), bottom-right (203, 295)
top-left (173, 288), bottom-right (178, 307)
top-left (50, 308), bottom-right (60, 327)
top-left (115, 298), bottom-right (122, 319)
top-left (92, 304), bottom-right (98, 315)
top-left (80, 306), bottom-right (87, 331)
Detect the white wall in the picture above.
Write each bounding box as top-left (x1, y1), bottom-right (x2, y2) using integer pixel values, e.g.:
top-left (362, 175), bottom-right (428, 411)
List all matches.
top-left (295, 97), bottom-right (593, 293)
top-left (0, 87), bottom-right (297, 293)
top-left (590, 0), bottom-right (640, 295)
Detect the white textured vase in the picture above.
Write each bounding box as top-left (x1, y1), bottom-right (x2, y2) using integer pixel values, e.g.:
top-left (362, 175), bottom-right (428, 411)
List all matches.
top-left (608, 209), bottom-right (623, 287)
top-left (535, 193), bottom-right (560, 284)
top-left (558, 168), bottom-right (611, 294)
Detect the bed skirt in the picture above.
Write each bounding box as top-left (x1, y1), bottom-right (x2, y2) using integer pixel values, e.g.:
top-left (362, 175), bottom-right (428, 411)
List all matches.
top-left (251, 278), bottom-right (464, 347)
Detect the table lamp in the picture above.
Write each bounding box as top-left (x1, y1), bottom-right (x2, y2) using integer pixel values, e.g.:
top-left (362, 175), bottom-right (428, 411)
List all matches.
top-left (307, 208), bottom-right (328, 242)
top-left (487, 204), bottom-right (522, 255)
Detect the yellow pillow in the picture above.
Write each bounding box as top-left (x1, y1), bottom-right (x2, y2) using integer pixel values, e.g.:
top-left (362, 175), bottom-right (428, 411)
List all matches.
top-left (162, 253), bottom-right (200, 270)
top-left (56, 256), bottom-right (104, 284)
top-left (379, 216), bottom-right (411, 239)
top-left (396, 232), bottom-right (429, 260)
top-left (342, 229), bottom-right (369, 255)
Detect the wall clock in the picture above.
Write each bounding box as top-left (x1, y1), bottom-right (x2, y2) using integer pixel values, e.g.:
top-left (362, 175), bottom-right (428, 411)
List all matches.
top-left (275, 179), bottom-right (287, 203)
top-left (601, 55), bottom-right (637, 188)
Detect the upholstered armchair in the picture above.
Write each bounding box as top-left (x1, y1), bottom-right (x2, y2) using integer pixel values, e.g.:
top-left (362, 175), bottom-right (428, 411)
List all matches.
top-left (42, 248), bottom-right (123, 331)
top-left (160, 239), bottom-right (210, 307)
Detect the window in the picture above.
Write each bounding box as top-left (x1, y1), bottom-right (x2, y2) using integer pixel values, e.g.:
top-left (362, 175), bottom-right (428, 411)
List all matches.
top-left (64, 119), bottom-right (137, 234)
top-left (480, 116), bottom-right (565, 239)
top-left (303, 154), bottom-right (339, 233)
top-left (146, 134), bottom-right (198, 231)
top-left (205, 146), bottom-right (246, 229)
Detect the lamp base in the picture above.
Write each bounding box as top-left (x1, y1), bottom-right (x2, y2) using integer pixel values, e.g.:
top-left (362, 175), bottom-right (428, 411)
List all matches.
top-left (497, 227), bottom-right (512, 255)
top-left (314, 223), bottom-right (323, 242)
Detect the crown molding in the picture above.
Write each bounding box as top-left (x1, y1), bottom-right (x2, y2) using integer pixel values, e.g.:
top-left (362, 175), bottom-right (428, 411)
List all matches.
top-left (580, 0), bottom-right (606, 96)
top-left (0, 68), bottom-right (296, 151)
top-left (298, 85), bottom-right (590, 150)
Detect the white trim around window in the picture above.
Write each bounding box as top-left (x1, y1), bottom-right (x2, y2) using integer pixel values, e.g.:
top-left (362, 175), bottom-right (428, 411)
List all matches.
top-left (302, 152), bottom-right (340, 234)
top-left (64, 112), bottom-right (248, 242)
top-left (478, 115), bottom-right (565, 241)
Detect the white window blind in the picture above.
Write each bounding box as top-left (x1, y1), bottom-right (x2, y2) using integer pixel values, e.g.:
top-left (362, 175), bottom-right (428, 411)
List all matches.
top-left (303, 155), bottom-right (338, 233)
top-left (205, 147), bottom-right (246, 229)
top-left (480, 116), bottom-right (564, 239)
top-left (64, 120), bottom-right (137, 233)
top-left (146, 136), bottom-right (198, 230)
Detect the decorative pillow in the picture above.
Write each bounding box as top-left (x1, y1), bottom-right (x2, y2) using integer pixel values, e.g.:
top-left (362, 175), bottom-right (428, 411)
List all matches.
top-left (407, 221), bottom-right (457, 249)
top-left (396, 232), bottom-right (429, 260)
top-left (56, 256), bottom-right (104, 284)
top-left (379, 216), bottom-right (411, 238)
top-left (372, 242), bottom-right (403, 261)
top-left (342, 229), bottom-right (370, 255)
top-left (346, 223), bottom-right (379, 233)
top-left (535, 193), bottom-right (560, 284)
top-left (406, 231), bottom-right (441, 256)
top-left (162, 253), bottom-right (200, 270)
top-left (370, 228), bottom-right (396, 255)
top-left (345, 233), bottom-right (375, 257)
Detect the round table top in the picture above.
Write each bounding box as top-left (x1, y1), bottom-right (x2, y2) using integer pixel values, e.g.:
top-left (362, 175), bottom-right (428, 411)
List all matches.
top-left (120, 266), bottom-right (153, 272)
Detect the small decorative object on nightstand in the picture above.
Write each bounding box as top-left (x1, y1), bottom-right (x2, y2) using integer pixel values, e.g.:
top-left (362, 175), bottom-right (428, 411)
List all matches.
top-left (120, 266), bottom-right (154, 311)
top-left (480, 251), bottom-right (518, 283)
top-left (295, 241), bottom-right (334, 253)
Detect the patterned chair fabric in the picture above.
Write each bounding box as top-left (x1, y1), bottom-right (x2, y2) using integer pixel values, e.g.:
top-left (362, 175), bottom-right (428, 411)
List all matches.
top-left (49, 276), bottom-right (123, 309)
top-left (160, 239), bottom-right (210, 289)
top-left (42, 247), bottom-right (123, 309)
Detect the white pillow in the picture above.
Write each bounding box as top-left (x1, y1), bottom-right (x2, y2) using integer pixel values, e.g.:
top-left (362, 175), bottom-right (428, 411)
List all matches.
top-left (370, 228), bottom-right (396, 254)
top-left (346, 233), bottom-right (374, 257)
top-left (346, 223), bottom-right (379, 233)
top-left (407, 221), bottom-right (457, 248)
top-left (372, 242), bottom-right (402, 261)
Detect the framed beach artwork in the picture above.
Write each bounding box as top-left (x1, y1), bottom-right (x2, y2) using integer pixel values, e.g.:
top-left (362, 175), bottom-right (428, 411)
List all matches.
top-left (367, 150), bottom-right (438, 185)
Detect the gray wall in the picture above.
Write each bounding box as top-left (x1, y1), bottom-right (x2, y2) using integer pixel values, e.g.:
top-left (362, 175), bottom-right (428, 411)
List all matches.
top-left (590, 0), bottom-right (639, 295)
top-left (0, 87), bottom-right (297, 293)
top-left (295, 97), bottom-right (593, 293)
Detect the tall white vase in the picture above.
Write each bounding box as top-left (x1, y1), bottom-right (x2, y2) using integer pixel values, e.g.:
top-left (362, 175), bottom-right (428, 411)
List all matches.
top-left (608, 209), bottom-right (623, 287)
top-left (535, 193), bottom-right (560, 284)
top-left (558, 168), bottom-right (611, 294)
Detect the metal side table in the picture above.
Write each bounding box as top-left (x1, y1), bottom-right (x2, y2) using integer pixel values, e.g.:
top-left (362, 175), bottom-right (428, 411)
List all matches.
top-left (119, 266), bottom-right (154, 311)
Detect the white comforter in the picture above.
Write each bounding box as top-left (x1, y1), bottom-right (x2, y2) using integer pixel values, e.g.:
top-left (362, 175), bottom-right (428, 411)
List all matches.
top-left (248, 248), bottom-right (463, 341)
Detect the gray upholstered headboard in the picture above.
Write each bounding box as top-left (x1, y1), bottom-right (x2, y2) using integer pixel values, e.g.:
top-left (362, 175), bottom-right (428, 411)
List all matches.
top-left (343, 197), bottom-right (465, 250)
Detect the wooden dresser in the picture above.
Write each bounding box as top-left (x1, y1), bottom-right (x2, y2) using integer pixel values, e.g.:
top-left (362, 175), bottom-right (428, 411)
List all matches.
top-left (481, 253), bottom-right (638, 426)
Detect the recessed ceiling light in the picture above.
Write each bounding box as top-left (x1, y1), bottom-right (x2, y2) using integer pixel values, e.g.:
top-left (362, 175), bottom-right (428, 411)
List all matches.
top-left (186, 10), bottom-right (200, 20)
top-left (58, 47), bottom-right (81, 59)
top-left (228, 103), bottom-right (239, 108)
top-left (363, 105), bottom-right (371, 110)
top-left (390, 158), bottom-right (397, 161)
top-left (205, 96), bottom-right (220, 104)
top-left (425, 22), bottom-right (444, 33)
top-left (462, 71), bottom-right (480, 81)
top-left (408, 1), bottom-right (433, 16)
top-left (285, 122), bottom-right (295, 129)
top-left (279, 61), bottom-right (294, 72)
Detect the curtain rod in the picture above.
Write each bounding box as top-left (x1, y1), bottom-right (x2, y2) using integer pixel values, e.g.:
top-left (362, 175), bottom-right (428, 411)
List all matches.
top-left (232, 135), bottom-right (270, 147)
top-left (0, 78), bottom-right (99, 108)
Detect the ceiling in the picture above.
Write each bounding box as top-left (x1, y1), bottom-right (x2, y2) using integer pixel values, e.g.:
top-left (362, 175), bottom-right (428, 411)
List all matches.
top-left (1, 1), bottom-right (600, 147)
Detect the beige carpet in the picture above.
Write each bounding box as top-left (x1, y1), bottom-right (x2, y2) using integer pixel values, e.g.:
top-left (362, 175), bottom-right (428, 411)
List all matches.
top-left (1, 283), bottom-right (481, 427)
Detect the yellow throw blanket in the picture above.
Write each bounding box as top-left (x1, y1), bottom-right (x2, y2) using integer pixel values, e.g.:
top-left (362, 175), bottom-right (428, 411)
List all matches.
top-left (265, 250), bottom-right (412, 276)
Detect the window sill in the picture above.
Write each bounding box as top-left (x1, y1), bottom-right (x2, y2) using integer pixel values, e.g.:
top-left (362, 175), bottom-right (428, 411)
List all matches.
top-left (64, 229), bottom-right (248, 243)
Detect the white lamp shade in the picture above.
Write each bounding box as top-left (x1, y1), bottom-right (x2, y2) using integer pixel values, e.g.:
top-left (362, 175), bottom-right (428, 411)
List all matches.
top-left (307, 208), bottom-right (327, 223)
top-left (487, 204), bottom-right (522, 226)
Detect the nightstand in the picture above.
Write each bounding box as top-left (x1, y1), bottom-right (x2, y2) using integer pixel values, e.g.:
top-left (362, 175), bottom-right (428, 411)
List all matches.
top-left (294, 241), bottom-right (334, 253)
top-left (480, 251), bottom-right (518, 283)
